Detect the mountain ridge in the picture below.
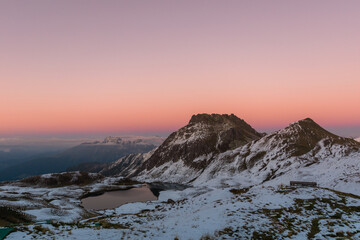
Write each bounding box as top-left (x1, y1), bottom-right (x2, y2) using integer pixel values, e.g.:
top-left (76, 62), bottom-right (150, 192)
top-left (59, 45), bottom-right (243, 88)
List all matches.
top-left (130, 115), bottom-right (360, 188)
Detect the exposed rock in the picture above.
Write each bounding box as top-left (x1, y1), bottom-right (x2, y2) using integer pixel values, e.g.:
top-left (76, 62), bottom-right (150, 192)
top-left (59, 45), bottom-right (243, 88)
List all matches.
top-left (166, 199), bottom-right (175, 204)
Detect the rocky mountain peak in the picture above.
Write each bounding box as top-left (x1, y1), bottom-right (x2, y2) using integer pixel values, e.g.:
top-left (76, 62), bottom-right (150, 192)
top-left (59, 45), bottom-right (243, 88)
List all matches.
top-left (244, 118), bottom-right (360, 165)
top-left (292, 118), bottom-right (327, 132)
top-left (134, 114), bottom-right (263, 174)
top-left (188, 113), bottom-right (262, 140)
top-left (282, 118), bottom-right (357, 146)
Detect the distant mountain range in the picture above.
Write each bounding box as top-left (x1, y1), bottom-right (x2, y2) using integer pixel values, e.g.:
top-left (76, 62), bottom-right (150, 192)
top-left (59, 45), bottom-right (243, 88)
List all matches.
top-left (0, 136), bottom-right (163, 181)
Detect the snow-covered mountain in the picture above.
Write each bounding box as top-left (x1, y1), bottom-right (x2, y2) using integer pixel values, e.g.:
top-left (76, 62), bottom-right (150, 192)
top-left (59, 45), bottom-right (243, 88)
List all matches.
top-left (130, 116), bottom-right (360, 194)
top-left (356, 137), bottom-right (360, 142)
top-left (86, 136), bottom-right (164, 146)
top-left (194, 118), bottom-right (360, 192)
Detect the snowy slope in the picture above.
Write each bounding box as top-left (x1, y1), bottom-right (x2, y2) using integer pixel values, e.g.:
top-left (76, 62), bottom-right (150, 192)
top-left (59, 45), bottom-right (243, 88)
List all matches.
top-left (0, 173), bottom-right (143, 223)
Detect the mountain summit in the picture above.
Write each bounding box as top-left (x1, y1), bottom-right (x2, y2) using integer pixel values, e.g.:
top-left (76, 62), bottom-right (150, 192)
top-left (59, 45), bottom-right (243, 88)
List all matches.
top-left (264, 118), bottom-right (358, 157)
top-left (188, 113), bottom-right (263, 149)
top-left (128, 114), bottom-right (263, 182)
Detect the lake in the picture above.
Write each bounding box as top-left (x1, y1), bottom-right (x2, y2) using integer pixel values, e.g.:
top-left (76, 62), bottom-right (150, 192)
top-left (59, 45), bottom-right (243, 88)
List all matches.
top-left (81, 186), bottom-right (157, 210)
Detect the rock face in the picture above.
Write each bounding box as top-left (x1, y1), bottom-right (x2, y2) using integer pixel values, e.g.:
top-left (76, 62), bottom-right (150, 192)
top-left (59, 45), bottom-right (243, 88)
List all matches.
top-left (135, 114), bottom-right (263, 174)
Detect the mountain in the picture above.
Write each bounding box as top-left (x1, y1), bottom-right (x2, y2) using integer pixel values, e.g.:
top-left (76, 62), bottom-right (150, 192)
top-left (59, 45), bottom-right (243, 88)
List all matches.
top-left (356, 137), bottom-right (360, 142)
top-left (236, 118), bottom-right (359, 170)
top-left (0, 136), bottom-right (162, 181)
top-left (195, 118), bottom-right (360, 188)
top-left (130, 116), bottom-right (360, 192)
top-left (125, 113), bottom-right (261, 180)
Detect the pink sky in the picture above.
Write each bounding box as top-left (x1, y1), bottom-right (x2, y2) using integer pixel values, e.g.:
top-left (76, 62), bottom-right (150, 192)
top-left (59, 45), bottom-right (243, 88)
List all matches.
top-left (1, 1), bottom-right (360, 136)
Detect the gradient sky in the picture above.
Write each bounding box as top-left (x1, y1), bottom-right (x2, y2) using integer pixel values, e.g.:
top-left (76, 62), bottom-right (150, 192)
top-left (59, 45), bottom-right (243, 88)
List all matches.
top-left (1, 0), bottom-right (360, 137)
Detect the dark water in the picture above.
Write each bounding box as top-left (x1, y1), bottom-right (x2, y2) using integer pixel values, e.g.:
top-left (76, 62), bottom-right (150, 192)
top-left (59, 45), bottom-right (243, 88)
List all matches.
top-left (81, 186), bottom-right (157, 210)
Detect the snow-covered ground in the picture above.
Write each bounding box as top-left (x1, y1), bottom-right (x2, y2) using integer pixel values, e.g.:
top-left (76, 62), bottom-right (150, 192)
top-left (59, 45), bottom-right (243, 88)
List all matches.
top-left (5, 184), bottom-right (360, 239)
top-left (3, 151), bottom-right (359, 238)
top-left (1, 167), bottom-right (360, 239)
top-left (0, 175), bottom-right (141, 224)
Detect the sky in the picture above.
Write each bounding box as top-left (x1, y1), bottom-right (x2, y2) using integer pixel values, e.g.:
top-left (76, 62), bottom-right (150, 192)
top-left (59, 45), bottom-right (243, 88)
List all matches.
top-left (1, 0), bottom-right (360, 138)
